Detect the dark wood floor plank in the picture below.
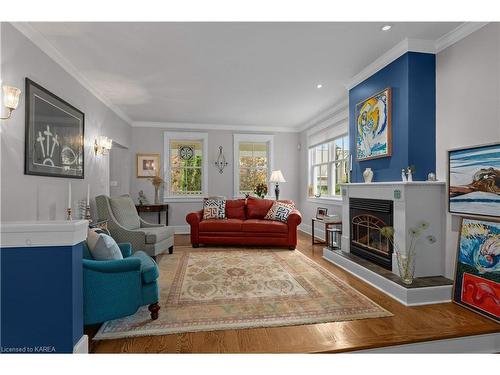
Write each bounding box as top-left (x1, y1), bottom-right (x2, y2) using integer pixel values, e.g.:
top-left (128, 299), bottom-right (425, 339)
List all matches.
top-left (88, 231), bottom-right (500, 353)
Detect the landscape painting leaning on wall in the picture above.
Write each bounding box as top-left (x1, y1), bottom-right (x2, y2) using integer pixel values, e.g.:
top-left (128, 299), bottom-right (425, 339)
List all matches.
top-left (448, 143), bottom-right (500, 218)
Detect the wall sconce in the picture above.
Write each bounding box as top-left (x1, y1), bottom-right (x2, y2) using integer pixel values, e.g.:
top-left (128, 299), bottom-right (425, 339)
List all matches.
top-left (1, 85), bottom-right (22, 120)
top-left (94, 135), bottom-right (113, 155)
top-left (214, 145), bottom-right (228, 173)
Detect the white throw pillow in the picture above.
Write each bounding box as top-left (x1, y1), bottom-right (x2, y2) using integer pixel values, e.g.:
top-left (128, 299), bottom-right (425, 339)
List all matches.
top-left (89, 233), bottom-right (123, 261)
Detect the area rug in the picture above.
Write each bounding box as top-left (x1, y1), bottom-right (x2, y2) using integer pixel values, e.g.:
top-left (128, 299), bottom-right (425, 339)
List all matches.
top-left (94, 248), bottom-right (392, 339)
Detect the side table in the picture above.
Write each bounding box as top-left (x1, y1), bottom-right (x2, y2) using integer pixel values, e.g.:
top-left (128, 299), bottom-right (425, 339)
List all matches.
top-left (135, 204), bottom-right (169, 225)
top-left (311, 217), bottom-right (342, 245)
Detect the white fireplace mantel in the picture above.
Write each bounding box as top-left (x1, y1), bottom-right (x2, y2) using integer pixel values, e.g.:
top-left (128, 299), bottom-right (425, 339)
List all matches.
top-left (339, 181), bottom-right (446, 278)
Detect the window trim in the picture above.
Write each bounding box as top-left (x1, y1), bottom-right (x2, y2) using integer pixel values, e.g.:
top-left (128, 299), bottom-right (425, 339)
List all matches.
top-left (163, 131), bottom-right (208, 202)
top-left (233, 133), bottom-right (274, 198)
top-left (308, 133), bottom-right (349, 199)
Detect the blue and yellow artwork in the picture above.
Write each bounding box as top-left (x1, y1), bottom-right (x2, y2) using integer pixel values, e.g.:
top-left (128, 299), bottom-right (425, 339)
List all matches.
top-left (355, 88), bottom-right (392, 161)
top-left (448, 143), bottom-right (500, 218)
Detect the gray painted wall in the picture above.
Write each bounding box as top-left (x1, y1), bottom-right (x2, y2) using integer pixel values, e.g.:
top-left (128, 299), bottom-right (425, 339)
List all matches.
top-left (436, 23), bottom-right (500, 278)
top-left (0, 23), bottom-right (132, 221)
top-left (129, 127), bottom-right (300, 228)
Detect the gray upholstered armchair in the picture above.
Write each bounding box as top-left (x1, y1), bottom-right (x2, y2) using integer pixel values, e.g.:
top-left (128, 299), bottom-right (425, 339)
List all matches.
top-left (95, 195), bottom-right (174, 259)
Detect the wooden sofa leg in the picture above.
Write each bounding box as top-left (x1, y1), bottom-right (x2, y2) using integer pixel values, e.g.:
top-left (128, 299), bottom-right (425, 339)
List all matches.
top-left (288, 246), bottom-right (296, 250)
top-left (168, 245), bottom-right (174, 254)
top-left (192, 244), bottom-right (199, 248)
top-left (148, 302), bottom-right (160, 320)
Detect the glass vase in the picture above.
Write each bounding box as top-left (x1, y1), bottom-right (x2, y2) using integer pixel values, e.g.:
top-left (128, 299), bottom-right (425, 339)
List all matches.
top-left (396, 250), bottom-right (416, 285)
top-left (154, 186), bottom-right (160, 204)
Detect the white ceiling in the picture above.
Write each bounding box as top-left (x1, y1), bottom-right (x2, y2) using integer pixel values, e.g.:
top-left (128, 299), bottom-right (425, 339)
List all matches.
top-left (25, 22), bottom-right (461, 129)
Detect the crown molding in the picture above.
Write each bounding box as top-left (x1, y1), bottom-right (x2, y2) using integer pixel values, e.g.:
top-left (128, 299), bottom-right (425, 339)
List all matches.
top-left (344, 38), bottom-right (436, 90)
top-left (296, 99), bottom-right (348, 133)
top-left (10, 22), bottom-right (133, 126)
top-left (434, 22), bottom-right (489, 53)
top-left (132, 121), bottom-right (297, 133)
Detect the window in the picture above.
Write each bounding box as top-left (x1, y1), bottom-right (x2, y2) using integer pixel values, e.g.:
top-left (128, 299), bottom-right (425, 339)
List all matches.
top-left (164, 132), bottom-right (208, 200)
top-left (233, 134), bottom-right (274, 197)
top-left (308, 134), bottom-right (349, 198)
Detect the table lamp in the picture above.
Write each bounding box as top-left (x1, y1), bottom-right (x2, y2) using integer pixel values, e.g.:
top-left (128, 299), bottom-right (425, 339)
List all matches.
top-left (269, 170), bottom-right (286, 200)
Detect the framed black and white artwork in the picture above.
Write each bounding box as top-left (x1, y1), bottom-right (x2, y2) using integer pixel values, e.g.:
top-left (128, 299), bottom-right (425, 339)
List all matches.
top-left (24, 78), bottom-right (85, 179)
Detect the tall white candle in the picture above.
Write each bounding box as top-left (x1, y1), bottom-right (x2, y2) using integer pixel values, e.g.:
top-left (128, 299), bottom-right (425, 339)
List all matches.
top-left (68, 182), bottom-right (71, 209)
top-left (87, 184), bottom-right (90, 206)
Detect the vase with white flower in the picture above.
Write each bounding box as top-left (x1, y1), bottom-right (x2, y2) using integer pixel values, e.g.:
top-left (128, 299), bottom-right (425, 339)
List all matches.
top-left (380, 222), bottom-right (436, 285)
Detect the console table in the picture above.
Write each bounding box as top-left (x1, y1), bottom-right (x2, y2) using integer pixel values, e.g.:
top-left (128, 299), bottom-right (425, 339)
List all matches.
top-left (135, 204), bottom-right (169, 225)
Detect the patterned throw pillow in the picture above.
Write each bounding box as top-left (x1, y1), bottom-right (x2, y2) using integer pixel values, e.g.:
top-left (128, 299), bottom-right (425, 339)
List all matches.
top-left (264, 201), bottom-right (295, 223)
top-left (203, 199), bottom-right (227, 220)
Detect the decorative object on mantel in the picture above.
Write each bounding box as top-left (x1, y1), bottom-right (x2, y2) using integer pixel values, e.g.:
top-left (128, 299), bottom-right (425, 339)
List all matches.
top-left (137, 190), bottom-right (150, 205)
top-left (427, 172), bottom-right (437, 181)
top-left (316, 207), bottom-right (328, 219)
top-left (448, 142), bottom-right (499, 218)
top-left (355, 87), bottom-right (392, 161)
top-left (25, 78), bottom-right (84, 179)
top-left (269, 170), bottom-right (286, 200)
top-left (0, 84), bottom-right (21, 120)
top-left (136, 153), bottom-right (160, 178)
top-left (94, 135), bottom-right (112, 155)
top-left (381, 221), bottom-right (435, 285)
top-left (254, 183), bottom-right (268, 198)
top-left (214, 145), bottom-right (228, 174)
top-left (150, 176), bottom-right (165, 204)
top-left (78, 199), bottom-right (87, 220)
top-left (406, 165), bottom-right (414, 182)
top-left (452, 217), bottom-right (499, 323)
top-left (362, 167), bottom-right (374, 183)
top-left (401, 168), bottom-right (407, 182)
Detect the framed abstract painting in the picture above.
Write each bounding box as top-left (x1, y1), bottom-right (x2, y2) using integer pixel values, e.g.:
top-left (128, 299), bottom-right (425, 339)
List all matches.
top-left (355, 88), bottom-right (392, 161)
top-left (453, 217), bottom-right (499, 323)
top-left (25, 78), bottom-right (85, 178)
top-left (448, 142), bottom-right (500, 218)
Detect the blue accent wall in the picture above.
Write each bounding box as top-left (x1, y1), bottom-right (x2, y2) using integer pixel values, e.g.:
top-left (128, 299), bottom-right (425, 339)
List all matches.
top-left (1, 243), bottom-right (83, 353)
top-left (349, 52), bottom-right (436, 182)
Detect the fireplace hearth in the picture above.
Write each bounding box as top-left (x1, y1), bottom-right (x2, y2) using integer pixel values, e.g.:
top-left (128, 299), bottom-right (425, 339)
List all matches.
top-left (350, 197), bottom-right (393, 270)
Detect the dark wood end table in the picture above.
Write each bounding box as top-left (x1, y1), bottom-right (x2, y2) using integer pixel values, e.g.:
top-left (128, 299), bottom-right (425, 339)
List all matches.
top-left (311, 217), bottom-right (342, 245)
top-left (135, 204), bottom-right (169, 225)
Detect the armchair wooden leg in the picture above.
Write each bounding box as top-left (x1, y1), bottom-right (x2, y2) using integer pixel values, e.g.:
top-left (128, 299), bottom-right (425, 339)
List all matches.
top-left (148, 302), bottom-right (160, 320)
top-left (168, 245), bottom-right (174, 254)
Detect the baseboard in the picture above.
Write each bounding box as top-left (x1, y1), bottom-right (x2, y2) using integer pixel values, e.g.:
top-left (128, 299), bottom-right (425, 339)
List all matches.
top-left (354, 333), bottom-right (500, 353)
top-left (73, 334), bottom-right (88, 354)
top-left (171, 225), bottom-right (190, 234)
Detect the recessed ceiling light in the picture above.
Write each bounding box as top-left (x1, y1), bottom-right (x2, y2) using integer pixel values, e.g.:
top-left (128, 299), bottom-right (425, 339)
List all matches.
top-left (381, 25), bottom-right (392, 32)
top-left (316, 84), bottom-right (323, 89)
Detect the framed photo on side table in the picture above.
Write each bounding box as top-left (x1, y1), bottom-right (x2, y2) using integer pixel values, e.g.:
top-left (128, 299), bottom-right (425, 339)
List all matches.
top-left (136, 153), bottom-right (160, 178)
top-left (452, 217), bottom-right (499, 323)
top-left (316, 207), bottom-right (328, 219)
top-left (25, 78), bottom-right (85, 178)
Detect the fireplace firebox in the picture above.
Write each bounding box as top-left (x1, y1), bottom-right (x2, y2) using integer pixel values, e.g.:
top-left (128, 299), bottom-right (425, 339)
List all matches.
top-left (349, 197), bottom-right (393, 270)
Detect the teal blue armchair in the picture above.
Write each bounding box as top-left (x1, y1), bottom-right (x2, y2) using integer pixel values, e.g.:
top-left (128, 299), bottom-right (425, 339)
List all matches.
top-left (82, 242), bottom-right (160, 325)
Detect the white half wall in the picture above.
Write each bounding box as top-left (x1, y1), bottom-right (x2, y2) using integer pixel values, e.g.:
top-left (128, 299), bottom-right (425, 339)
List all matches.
top-left (0, 23), bottom-right (132, 222)
top-left (436, 23), bottom-right (500, 278)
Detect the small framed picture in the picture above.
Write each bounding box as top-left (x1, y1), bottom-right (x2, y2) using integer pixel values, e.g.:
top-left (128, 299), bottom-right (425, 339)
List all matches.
top-left (136, 153), bottom-right (160, 178)
top-left (316, 207), bottom-right (328, 219)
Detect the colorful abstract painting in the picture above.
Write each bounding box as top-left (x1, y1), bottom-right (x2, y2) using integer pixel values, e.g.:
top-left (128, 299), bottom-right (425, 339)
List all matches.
top-left (448, 143), bottom-right (500, 218)
top-left (453, 218), bottom-right (500, 322)
top-left (355, 88), bottom-right (392, 161)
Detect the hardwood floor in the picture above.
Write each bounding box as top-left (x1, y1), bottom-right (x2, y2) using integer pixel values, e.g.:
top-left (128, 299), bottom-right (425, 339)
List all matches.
top-left (87, 231), bottom-right (499, 353)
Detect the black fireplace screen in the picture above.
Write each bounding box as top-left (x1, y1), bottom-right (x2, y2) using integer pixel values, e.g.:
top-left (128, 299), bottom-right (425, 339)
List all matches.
top-left (350, 198), bottom-right (393, 269)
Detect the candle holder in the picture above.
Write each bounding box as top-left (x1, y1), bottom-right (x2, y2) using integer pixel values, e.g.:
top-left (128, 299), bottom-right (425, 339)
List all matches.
top-left (85, 205), bottom-right (92, 222)
top-left (66, 208), bottom-right (72, 221)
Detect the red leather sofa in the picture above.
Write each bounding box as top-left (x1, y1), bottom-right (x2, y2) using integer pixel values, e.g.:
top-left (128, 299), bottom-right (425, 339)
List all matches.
top-left (186, 197), bottom-right (302, 249)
